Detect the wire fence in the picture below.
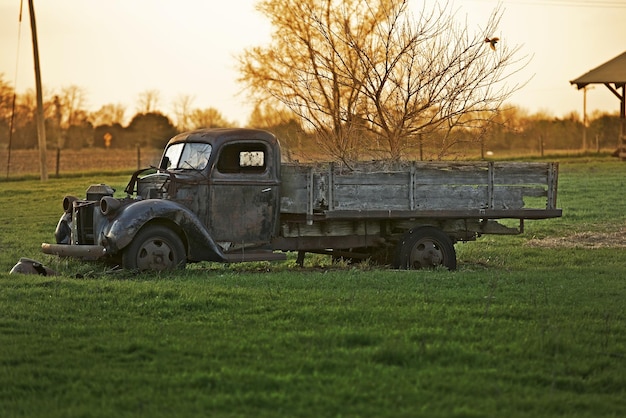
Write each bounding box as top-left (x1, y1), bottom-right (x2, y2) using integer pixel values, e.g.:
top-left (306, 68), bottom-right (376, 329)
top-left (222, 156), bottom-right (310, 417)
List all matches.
top-left (1, 147), bottom-right (163, 179)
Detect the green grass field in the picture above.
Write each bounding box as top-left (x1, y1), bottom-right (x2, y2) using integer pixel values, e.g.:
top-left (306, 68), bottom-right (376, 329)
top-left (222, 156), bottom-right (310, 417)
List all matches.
top-left (1, 159), bottom-right (625, 417)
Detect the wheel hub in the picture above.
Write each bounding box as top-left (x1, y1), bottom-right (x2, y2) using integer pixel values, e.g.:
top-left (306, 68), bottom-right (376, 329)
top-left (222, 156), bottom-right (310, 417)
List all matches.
top-left (137, 240), bottom-right (173, 270)
top-left (410, 240), bottom-right (443, 268)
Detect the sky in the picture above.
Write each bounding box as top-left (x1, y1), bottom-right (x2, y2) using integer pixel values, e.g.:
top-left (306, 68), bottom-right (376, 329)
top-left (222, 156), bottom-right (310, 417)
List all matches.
top-left (1, 0), bottom-right (625, 126)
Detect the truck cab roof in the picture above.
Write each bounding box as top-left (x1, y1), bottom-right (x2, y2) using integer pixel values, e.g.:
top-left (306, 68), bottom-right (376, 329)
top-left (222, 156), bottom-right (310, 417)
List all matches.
top-left (166, 128), bottom-right (279, 149)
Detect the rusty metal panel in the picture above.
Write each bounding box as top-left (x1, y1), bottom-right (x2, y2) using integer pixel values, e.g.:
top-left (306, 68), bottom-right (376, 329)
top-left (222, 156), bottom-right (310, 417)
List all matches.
top-left (280, 164), bottom-right (310, 213)
top-left (209, 181), bottom-right (279, 246)
top-left (207, 139), bottom-right (281, 248)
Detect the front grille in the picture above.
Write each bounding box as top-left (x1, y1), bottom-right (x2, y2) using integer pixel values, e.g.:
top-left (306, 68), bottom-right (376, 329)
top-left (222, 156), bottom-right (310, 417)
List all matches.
top-left (74, 202), bottom-right (97, 245)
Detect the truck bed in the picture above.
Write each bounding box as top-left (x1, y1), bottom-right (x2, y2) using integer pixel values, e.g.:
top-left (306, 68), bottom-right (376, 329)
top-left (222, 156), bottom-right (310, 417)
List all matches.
top-left (280, 161), bottom-right (561, 220)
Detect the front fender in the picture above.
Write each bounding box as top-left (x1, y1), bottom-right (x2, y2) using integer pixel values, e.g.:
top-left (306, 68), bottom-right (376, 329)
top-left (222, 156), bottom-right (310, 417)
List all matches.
top-left (104, 199), bottom-right (226, 262)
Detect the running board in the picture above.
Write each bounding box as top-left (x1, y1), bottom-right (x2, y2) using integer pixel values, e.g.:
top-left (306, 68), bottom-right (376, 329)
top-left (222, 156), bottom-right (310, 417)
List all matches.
top-left (222, 251), bottom-right (287, 263)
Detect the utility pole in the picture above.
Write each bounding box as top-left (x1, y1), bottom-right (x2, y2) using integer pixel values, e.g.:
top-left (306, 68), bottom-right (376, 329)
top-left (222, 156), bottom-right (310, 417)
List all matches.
top-left (583, 86), bottom-right (587, 152)
top-left (582, 86), bottom-right (587, 151)
top-left (28, 0), bottom-right (48, 180)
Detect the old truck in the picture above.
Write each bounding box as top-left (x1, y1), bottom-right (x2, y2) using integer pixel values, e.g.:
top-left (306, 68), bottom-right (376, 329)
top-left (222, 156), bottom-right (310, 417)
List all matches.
top-left (42, 128), bottom-right (562, 271)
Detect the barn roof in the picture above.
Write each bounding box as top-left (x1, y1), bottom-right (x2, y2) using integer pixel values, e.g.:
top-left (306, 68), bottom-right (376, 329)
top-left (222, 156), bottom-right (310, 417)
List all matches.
top-left (570, 50), bottom-right (626, 89)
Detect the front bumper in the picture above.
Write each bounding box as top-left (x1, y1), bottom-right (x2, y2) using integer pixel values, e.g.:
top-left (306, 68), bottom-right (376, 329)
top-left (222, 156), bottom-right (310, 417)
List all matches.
top-left (41, 243), bottom-right (107, 260)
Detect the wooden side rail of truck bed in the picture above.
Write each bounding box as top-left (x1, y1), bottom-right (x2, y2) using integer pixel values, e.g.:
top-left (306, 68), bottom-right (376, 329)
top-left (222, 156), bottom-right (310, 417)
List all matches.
top-left (280, 161), bottom-right (560, 221)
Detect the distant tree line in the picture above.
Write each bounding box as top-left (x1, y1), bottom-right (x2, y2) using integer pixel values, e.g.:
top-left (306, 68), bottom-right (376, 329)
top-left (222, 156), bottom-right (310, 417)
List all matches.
top-left (0, 77), bottom-right (233, 151)
top-left (474, 107), bottom-right (621, 156)
top-left (2, 1), bottom-right (623, 161)
top-left (0, 73), bottom-right (621, 158)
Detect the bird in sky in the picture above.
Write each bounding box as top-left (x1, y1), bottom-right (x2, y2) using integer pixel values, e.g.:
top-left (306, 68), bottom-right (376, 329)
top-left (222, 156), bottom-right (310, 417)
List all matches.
top-left (485, 37), bottom-right (499, 50)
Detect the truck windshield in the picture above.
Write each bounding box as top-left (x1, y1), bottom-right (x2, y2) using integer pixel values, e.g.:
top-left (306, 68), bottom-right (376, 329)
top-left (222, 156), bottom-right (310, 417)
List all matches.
top-left (162, 142), bottom-right (212, 170)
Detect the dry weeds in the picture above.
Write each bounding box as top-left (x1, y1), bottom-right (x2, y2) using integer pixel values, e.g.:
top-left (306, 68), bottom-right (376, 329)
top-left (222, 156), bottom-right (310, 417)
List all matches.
top-left (526, 227), bottom-right (626, 249)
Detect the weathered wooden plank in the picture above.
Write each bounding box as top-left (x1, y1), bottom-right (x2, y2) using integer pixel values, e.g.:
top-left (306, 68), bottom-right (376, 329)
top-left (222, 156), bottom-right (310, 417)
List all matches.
top-left (322, 208), bottom-right (562, 220)
top-left (280, 165), bottom-right (309, 213)
top-left (412, 185), bottom-right (546, 210)
top-left (518, 187), bottom-right (547, 198)
top-left (412, 170), bottom-right (490, 185)
top-left (407, 161), bottom-right (489, 171)
top-left (312, 172), bottom-right (328, 210)
top-left (410, 162), bottom-right (490, 185)
top-left (280, 161), bottom-right (555, 215)
top-left (414, 185), bottom-right (489, 210)
top-left (333, 171), bottom-right (410, 186)
top-left (280, 219), bottom-right (382, 237)
top-left (494, 188), bottom-right (524, 209)
top-left (546, 163), bottom-right (559, 209)
top-left (280, 195), bottom-right (308, 213)
top-left (493, 162), bottom-right (551, 170)
top-left (281, 165), bottom-right (308, 191)
top-left (493, 163), bottom-right (551, 185)
top-left (334, 184), bottom-right (410, 210)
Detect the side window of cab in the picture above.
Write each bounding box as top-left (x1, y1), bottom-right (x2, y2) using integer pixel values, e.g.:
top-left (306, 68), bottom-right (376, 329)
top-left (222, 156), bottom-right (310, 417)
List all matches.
top-left (216, 143), bottom-right (267, 174)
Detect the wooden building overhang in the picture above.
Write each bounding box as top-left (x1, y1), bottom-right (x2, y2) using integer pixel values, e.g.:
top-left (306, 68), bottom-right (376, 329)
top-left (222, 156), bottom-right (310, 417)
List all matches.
top-left (570, 50), bottom-right (626, 159)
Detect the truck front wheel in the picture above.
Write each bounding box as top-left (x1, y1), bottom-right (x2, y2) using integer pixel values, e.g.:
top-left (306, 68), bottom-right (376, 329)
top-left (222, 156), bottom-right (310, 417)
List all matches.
top-left (122, 225), bottom-right (186, 271)
top-left (395, 226), bottom-right (456, 270)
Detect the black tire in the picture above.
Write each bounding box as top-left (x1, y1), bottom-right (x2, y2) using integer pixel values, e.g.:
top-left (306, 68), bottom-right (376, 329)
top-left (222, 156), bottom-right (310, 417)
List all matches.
top-left (122, 225), bottom-right (186, 271)
top-left (395, 226), bottom-right (456, 270)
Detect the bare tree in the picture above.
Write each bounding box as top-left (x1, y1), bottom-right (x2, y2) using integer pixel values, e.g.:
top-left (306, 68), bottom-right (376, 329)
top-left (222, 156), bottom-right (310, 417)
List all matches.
top-left (48, 85), bottom-right (90, 148)
top-left (0, 74), bottom-right (13, 121)
top-left (239, 0), bottom-right (385, 163)
top-left (248, 102), bottom-right (304, 160)
top-left (248, 102), bottom-right (297, 129)
top-left (88, 103), bottom-right (127, 127)
top-left (189, 107), bottom-right (233, 129)
top-left (136, 89), bottom-right (161, 114)
top-left (172, 94), bottom-right (196, 131)
top-left (57, 85), bottom-right (87, 128)
top-left (239, 0), bottom-right (528, 161)
top-left (0, 74), bottom-right (14, 147)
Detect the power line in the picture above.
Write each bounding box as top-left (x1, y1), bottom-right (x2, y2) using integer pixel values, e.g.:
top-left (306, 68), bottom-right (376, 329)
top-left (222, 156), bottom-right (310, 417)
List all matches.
top-left (6, 0), bottom-right (24, 179)
top-left (521, 0), bottom-right (626, 7)
top-left (466, 0), bottom-right (626, 8)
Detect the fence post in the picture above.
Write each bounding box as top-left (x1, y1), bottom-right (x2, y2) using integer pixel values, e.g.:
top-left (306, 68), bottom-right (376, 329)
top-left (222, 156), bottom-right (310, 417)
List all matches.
top-left (56, 147), bottom-right (60, 177)
top-left (137, 144), bottom-right (141, 170)
top-left (419, 133), bottom-right (423, 161)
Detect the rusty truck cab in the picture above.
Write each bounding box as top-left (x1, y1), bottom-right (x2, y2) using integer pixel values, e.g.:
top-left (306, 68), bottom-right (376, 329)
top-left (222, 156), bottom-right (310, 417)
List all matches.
top-left (162, 128), bottom-right (282, 253)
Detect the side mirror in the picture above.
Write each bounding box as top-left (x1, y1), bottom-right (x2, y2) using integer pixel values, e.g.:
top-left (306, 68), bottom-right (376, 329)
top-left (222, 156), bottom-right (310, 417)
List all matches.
top-left (159, 156), bottom-right (170, 171)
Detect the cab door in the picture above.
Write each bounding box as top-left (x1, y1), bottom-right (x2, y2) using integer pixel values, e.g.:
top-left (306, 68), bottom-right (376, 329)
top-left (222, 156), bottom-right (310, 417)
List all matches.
top-left (207, 140), bottom-right (280, 249)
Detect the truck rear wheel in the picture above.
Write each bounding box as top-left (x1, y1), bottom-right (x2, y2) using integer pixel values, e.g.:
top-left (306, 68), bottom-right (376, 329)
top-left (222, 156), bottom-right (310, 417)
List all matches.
top-left (395, 226), bottom-right (456, 270)
top-left (122, 225), bottom-right (186, 271)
